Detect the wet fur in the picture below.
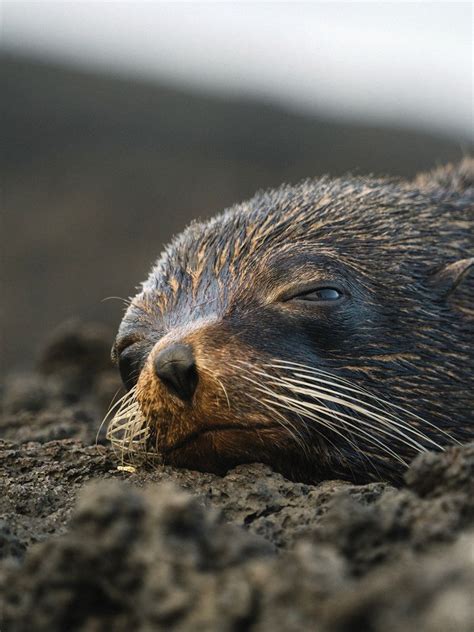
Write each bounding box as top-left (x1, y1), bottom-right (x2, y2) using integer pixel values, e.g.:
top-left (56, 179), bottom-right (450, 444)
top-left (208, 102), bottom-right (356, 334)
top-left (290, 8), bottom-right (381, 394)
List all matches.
top-left (108, 159), bottom-right (473, 484)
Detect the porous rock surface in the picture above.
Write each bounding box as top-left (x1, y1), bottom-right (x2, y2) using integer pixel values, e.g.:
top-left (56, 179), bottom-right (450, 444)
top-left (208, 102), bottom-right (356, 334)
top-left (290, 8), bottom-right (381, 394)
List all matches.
top-left (1, 321), bottom-right (473, 631)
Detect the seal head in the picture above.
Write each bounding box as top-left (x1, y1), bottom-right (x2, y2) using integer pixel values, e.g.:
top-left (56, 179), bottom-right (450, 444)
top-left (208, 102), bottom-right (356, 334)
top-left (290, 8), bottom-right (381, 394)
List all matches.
top-left (109, 159), bottom-right (473, 483)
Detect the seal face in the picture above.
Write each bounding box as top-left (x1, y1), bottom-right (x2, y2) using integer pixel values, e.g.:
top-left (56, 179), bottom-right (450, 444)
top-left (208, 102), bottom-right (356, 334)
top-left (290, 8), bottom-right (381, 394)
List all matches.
top-left (108, 160), bottom-right (474, 483)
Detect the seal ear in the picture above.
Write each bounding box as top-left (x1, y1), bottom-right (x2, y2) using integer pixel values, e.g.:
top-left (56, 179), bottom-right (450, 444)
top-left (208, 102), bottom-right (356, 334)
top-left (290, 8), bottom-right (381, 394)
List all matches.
top-left (429, 258), bottom-right (474, 297)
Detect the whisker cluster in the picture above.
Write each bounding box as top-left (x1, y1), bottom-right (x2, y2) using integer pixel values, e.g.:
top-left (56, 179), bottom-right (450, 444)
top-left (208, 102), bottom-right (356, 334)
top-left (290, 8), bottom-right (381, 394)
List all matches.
top-left (104, 385), bottom-right (151, 465)
top-left (234, 358), bottom-right (456, 473)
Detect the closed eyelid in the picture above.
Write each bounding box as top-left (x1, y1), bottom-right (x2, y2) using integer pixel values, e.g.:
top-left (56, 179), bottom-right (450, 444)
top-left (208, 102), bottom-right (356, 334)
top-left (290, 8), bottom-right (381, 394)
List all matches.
top-left (265, 279), bottom-right (347, 304)
top-left (112, 334), bottom-right (143, 361)
top-left (295, 287), bottom-right (343, 301)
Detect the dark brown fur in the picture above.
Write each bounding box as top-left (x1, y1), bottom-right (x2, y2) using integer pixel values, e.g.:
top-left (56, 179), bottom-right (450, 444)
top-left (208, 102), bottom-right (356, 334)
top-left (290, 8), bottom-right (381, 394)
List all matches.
top-left (112, 159), bottom-right (473, 484)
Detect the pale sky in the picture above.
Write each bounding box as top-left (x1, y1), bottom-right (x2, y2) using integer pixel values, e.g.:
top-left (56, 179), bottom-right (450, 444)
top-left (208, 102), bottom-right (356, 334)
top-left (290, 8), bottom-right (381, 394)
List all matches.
top-left (2, 2), bottom-right (472, 139)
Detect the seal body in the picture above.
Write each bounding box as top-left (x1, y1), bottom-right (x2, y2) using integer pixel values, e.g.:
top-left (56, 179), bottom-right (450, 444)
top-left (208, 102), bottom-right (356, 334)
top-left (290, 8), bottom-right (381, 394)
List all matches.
top-left (110, 160), bottom-right (473, 483)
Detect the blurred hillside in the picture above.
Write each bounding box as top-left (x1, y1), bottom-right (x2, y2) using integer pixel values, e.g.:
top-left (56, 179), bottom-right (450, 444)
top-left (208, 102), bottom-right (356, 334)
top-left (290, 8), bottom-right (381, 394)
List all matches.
top-left (1, 53), bottom-right (470, 372)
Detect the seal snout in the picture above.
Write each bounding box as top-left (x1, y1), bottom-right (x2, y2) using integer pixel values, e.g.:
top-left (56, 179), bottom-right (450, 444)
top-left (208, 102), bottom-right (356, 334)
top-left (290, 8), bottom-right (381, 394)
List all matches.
top-left (153, 343), bottom-right (198, 402)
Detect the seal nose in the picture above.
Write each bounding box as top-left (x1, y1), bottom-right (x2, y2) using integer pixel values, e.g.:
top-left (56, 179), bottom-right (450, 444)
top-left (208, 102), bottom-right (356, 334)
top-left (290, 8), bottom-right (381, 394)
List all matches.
top-left (153, 343), bottom-right (198, 402)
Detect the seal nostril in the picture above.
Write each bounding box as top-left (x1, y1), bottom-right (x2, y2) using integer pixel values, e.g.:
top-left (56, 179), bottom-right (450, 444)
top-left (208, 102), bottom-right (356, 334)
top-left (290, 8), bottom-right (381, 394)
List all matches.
top-left (154, 343), bottom-right (198, 402)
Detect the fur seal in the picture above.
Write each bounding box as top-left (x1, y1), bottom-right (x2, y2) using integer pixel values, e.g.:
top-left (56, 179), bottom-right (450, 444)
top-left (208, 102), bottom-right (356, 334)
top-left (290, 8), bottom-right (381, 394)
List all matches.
top-left (107, 159), bottom-right (473, 483)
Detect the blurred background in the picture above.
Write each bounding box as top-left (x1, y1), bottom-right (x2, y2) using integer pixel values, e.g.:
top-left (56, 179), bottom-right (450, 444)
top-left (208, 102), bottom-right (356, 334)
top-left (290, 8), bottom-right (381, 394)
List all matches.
top-left (1, 1), bottom-right (472, 374)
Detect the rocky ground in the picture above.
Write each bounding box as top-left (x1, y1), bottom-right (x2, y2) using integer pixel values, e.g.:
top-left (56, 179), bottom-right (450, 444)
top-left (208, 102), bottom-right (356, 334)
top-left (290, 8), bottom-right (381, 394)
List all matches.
top-left (1, 321), bottom-right (473, 631)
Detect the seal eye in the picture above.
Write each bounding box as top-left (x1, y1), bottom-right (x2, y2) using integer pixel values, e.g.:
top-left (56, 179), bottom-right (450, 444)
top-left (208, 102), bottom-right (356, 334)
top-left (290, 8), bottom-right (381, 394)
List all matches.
top-left (118, 345), bottom-right (143, 391)
top-left (295, 287), bottom-right (343, 302)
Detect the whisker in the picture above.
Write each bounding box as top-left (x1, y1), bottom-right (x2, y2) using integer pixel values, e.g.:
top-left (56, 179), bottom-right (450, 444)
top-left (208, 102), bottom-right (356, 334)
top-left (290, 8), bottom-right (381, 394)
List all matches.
top-left (238, 371), bottom-right (309, 452)
top-left (96, 385), bottom-right (125, 446)
top-left (270, 359), bottom-right (459, 444)
top-left (260, 388), bottom-right (409, 467)
top-left (260, 360), bottom-right (446, 449)
top-left (262, 393), bottom-right (383, 472)
top-left (200, 366), bottom-right (231, 411)
top-left (259, 395), bottom-right (353, 463)
top-left (106, 385), bottom-right (150, 465)
top-left (245, 392), bottom-right (311, 458)
top-left (235, 359), bottom-right (413, 464)
top-left (262, 372), bottom-right (442, 453)
top-left (237, 364), bottom-right (379, 470)
top-left (101, 295), bottom-right (132, 306)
